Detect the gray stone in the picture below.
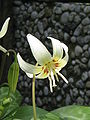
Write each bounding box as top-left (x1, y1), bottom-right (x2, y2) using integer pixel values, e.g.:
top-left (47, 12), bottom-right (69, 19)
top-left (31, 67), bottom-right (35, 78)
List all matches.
top-left (83, 44), bottom-right (88, 51)
top-left (53, 6), bottom-right (62, 14)
top-left (65, 94), bottom-right (71, 105)
top-left (31, 11), bottom-right (38, 19)
top-left (61, 4), bottom-right (69, 11)
top-left (28, 6), bottom-right (32, 13)
top-left (75, 45), bottom-right (83, 57)
top-left (81, 57), bottom-right (88, 63)
top-left (76, 97), bottom-right (84, 105)
top-left (77, 36), bottom-right (84, 46)
top-left (37, 21), bottom-right (44, 34)
top-left (69, 4), bottom-right (75, 11)
top-left (74, 24), bottom-right (82, 36)
top-left (13, 0), bottom-right (22, 6)
top-left (84, 6), bottom-right (90, 13)
top-left (61, 12), bottom-right (69, 24)
top-left (76, 80), bottom-right (84, 89)
top-left (86, 81), bottom-right (90, 89)
top-left (84, 35), bottom-right (90, 44)
top-left (74, 5), bottom-right (81, 13)
top-left (56, 95), bottom-right (62, 102)
top-left (38, 9), bottom-right (45, 18)
top-left (64, 33), bottom-right (70, 41)
top-left (36, 97), bottom-right (43, 107)
top-left (16, 42), bottom-right (22, 48)
top-left (74, 15), bottom-right (81, 24)
top-left (24, 97), bottom-right (30, 104)
top-left (81, 72), bottom-right (88, 82)
top-left (73, 88), bottom-right (78, 97)
top-left (82, 17), bottom-right (90, 26)
top-left (88, 60), bottom-right (90, 68)
top-left (44, 86), bottom-right (49, 96)
top-left (20, 5), bottom-right (25, 11)
top-left (13, 7), bottom-right (20, 15)
top-left (86, 90), bottom-right (90, 97)
top-left (71, 36), bottom-right (76, 43)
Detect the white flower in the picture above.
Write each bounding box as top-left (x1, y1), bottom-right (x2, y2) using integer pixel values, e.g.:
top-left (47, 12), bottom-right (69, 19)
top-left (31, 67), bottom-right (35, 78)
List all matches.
top-left (17, 34), bottom-right (69, 92)
top-left (0, 17), bottom-right (10, 53)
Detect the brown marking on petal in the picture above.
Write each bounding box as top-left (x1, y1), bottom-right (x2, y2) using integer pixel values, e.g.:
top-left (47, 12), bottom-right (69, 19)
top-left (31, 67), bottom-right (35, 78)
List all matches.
top-left (55, 63), bottom-right (59, 67)
top-left (42, 66), bottom-right (44, 70)
top-left (44, 68), bottom-right (48, 74)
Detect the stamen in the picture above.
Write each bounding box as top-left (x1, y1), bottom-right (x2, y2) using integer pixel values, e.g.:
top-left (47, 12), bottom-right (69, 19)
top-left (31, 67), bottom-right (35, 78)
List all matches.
top-left (54, 72), bottom-right (59, 81)
top-left (48, 76), bottom-right (53, 92)
top-left (56, 70), bottom-right (68, 84)
top-left (51, 71), bottom-right (57, 87)
top-left (44, 68), bottom-right (48, 74)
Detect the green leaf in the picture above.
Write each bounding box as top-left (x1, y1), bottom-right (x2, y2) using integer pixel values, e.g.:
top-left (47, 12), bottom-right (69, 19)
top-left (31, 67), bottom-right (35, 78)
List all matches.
top-left (0, 87), bottom-right (22, 105)
top-left (40, 113), bottom-right (61, 120)
top-left (0, 87), bottom-right (22, 119)
top-left (13, 105), bottom-right (48, 120)
top-left (8, 55), bottom-right (19, 93)
top-left (51, 105), bottom-right (90, 120)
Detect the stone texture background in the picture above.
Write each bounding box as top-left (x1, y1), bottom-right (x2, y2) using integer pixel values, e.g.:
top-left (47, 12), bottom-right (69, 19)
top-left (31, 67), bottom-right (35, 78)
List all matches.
top-left (6, 0), bottom-right (90, 110)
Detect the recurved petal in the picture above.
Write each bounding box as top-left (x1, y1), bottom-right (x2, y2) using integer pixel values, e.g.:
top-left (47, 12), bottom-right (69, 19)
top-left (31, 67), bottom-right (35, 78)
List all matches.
top-left (27, 34), bottom-right (51, 65)
top-left (17, 53), bottom-right (42, 74)
top-left (0, 17), bottom-right (10, 38)
top-left (47, 37), bottom-right (63, 60)
top-left (56, 53), bottom-right (69, 71)
top-left (0, 45), bottom-right (7, 53)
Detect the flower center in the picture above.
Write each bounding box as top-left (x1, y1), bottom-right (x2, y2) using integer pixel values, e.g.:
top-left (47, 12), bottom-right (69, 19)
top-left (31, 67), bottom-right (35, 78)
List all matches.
top-left (42, 59), bottom-right (59, 74)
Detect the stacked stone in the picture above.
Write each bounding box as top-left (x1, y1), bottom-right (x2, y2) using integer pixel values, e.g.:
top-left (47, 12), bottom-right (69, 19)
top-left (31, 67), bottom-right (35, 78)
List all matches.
top-left (13, 0), bottom-right (90, 110)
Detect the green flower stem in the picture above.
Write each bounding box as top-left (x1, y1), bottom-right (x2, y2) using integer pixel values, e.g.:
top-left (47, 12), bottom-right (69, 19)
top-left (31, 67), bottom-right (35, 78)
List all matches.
top-left (32, 74), bottom-right (37, 120)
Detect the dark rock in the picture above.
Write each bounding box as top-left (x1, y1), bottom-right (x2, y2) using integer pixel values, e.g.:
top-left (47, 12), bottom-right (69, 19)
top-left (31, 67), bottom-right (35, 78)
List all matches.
top-left (74, 24), bottom-right (82, 36)
top-left (73, 88), bottom-right (78, 97)
top-left (86, 81), bottom-right (90, 89)
top-left (37, 21), bottom-right (44, 34)
top-left (38, 9), bottom-right (45, 18)
top-left (24, 97), bottom-right (30, 104)
top-left (53, 6), bottom-right (62, 14)
top-left (13, 0), bottom-right (22, 6)
top-left (76, 80), bottom-right (84, 89)
top-left (82, 17), bottom-right (90, 26)
top-left (71, 36), bottom-right (76, 43)
top-left (75, 45), bottom-right (83, 57)
top-left (65, 94), bottom-right (71, 105)
top-left (86, 90), bottom-right (90, 97)
top-left (60, 12), bottom-right (69, 24)
top-left (84, 35), bottom-right (90, 44)
top-left (36, 97), bottom-right (43, 107)
top-left (76, 97), bottom-right (84, 105)
top-left (81, 72), bottom-right (88, 82)
top-left (56, 95), bottom-right (62, 102)
top-left (84, 6), bottom-right (90, 13)
top-left (64, 33), bottom-right (70, 41)
top-left (81, 57), bottom-right (88, 63)
top-left (44, 86), bottom-right (49, 96)
top-left (31, 11), bottom-right (38, 19)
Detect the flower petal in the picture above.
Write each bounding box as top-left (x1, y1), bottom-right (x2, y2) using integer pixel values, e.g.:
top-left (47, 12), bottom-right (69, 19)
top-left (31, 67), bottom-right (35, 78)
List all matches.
top-left (0, 45), bottom-right (7, 53)
top-left (17, 53), bottom-right (42, 74)
top-left (57, 52), bottom-right (69, 71)
top-left (47, 37), bottom-right (63, 60)
top-left (27, 34), bottom-right (51, 65)
top-left (0, 17), bottom-right (10, 38)
top-left (56, 71), bottom-right (68, 84)
top-left (26, 73), bottom-right (33, 78)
